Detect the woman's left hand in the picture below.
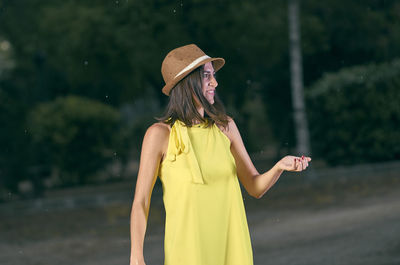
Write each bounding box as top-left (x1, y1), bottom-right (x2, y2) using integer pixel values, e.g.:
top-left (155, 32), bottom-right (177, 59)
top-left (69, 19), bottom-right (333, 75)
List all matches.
top-left (277, 155), bottom-right (311, 172)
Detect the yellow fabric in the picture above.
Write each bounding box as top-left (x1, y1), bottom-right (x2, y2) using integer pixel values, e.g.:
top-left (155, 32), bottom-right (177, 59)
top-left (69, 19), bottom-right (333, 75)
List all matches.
top-left (159, 119), bottom-right (254, 265)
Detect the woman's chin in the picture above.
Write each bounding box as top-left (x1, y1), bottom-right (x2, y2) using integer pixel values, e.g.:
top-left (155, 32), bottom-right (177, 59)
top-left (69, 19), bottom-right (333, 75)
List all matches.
top-left (206, 96), bottom-right (215, 104)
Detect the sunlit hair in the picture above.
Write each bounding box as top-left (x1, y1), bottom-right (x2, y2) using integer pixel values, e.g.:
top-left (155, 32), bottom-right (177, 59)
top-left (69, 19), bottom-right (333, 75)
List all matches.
top-left (156, 64), bottom-right (229, 130)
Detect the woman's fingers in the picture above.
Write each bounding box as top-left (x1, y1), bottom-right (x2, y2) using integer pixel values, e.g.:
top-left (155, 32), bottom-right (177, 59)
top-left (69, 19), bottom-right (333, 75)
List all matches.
top-left (297, 156), bottom-right (311, 171)
top-left (280, 155), bottom-right (311, 172)
top-left (296, 158), bottom-right (302, 171)
top-left (291, 158), bottom-right (297, 170)
top-left (303, 158), bottom-right (308, 168)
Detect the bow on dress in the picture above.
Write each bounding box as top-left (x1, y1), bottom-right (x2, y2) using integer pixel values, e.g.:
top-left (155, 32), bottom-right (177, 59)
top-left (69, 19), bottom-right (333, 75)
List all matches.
top-left (166, 120), bottom-right (205, 184)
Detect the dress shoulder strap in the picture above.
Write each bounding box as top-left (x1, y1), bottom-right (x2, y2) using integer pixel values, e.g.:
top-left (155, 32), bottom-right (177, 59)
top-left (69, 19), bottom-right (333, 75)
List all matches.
top-left (165, 120), bottom-right (206, 184)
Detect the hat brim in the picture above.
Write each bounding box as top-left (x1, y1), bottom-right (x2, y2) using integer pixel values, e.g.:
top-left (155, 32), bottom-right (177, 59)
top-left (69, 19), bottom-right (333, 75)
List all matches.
top-left (162, 57), bottom-right (225, 96)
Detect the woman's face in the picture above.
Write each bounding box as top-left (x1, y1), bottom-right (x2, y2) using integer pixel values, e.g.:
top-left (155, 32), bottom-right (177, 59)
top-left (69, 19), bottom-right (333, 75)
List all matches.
top-left (201, 62), bottom-right (218, 104)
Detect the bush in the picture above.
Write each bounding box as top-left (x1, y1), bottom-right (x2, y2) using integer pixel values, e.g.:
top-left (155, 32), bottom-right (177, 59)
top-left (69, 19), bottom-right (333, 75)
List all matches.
top-left (306, 59), bottom-right (400, 166)
top-left (0, 86), bottom-right (32, 196)
top-left (28, 95), bottom-right (121, 186)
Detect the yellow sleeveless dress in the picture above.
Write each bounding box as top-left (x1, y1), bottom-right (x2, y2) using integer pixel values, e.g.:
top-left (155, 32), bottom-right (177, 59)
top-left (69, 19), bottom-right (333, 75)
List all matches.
top-left (158, 119), bottom-right (254, 265)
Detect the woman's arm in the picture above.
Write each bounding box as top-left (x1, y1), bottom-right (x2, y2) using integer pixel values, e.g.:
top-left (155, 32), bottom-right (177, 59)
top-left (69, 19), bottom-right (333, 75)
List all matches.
top-left (130, 123), bottom-right (169, 264)
top-left (224, 117), bottom-right (311, 199)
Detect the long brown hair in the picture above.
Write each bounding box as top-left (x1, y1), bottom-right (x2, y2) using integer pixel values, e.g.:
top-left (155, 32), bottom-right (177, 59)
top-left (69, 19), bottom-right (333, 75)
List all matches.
top-left (156, 64), bottom-right (230, 130)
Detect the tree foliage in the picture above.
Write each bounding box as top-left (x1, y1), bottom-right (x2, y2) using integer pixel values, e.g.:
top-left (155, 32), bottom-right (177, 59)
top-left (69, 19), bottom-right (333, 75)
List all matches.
top-left (28, 95), bottom-right (121, 186)
top-left (306, 59), bottom-right (400, 165)
top-left (0, 0), bottom-right (399, 194)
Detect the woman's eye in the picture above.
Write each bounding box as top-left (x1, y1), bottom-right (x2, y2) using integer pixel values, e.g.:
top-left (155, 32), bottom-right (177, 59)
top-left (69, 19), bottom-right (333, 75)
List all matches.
top-left (202, 72), bottom-right (216, 80)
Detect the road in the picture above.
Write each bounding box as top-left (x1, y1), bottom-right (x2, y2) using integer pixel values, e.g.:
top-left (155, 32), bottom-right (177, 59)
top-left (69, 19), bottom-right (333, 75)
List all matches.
top-left (250, 191), bottom-right (400, 265)
top-left (1, 189), bottom-right (399, 265)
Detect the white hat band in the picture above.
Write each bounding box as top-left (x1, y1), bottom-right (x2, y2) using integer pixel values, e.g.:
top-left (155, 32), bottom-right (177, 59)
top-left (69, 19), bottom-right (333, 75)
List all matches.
top-left (174, 55), bottom-right (211, 78)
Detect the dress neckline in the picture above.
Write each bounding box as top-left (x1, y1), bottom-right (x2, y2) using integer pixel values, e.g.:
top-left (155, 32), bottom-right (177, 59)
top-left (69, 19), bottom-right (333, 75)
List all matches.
top-left (173, 119), bottom-right (210, 129)
top-left (190, 119), bottom-right (210, 129)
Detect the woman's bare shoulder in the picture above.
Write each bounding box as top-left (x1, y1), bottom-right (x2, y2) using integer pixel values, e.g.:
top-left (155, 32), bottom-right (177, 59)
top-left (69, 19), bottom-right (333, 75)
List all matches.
top-left (146, 122), bottom-right (171, 161)
top-left (145, 122), bottom-right (171, 139)
top-left (216, 116), bottom-right (235, 143)
top-left (222, 116), bottom-right (235, 130)
top-left (140, 122), bottom-right (171, 159)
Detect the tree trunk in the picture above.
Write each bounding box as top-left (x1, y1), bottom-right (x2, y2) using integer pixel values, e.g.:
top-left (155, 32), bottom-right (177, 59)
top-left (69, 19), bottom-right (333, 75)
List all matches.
top-left (288, 0), bottom-right (311, 157)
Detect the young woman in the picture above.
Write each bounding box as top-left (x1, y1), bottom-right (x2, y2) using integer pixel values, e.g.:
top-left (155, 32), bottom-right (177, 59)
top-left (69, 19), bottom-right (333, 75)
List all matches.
top-left (130, 44), bottom-right (311, 265)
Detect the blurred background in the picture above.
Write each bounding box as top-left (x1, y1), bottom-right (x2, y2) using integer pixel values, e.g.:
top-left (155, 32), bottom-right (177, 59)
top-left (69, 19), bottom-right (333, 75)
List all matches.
top-left (0, 0), bottom-right (399, 264)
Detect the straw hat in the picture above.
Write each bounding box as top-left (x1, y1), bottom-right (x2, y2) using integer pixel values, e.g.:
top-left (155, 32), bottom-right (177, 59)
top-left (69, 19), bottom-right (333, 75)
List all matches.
top-left (161, 44), bottom-right (225, 96)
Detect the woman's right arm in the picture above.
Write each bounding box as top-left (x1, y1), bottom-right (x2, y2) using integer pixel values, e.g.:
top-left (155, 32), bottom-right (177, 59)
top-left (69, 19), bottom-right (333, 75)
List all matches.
top-left (130, 123), bottom-right (169, 265)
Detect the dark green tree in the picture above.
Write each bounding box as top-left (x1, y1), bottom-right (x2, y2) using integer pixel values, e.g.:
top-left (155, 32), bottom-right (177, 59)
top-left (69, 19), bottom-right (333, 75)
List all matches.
top-left (28, 95), bottom-right (121, 187)
top-left (0, 0), bottom-right (399, 195)
top-left (306, 59), bottom-right (400, 165)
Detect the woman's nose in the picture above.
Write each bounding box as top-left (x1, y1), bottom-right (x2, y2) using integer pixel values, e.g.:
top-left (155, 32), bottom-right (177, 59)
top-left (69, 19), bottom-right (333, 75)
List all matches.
top-left (209, 75), bottom-right (218, 87)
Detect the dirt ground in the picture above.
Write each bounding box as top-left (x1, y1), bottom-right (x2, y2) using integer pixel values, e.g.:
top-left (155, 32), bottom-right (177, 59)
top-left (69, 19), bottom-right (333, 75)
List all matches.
top-left (250, 190), bottom-right (400, 265)
top-left (1, 175), bottom-right (400, 265)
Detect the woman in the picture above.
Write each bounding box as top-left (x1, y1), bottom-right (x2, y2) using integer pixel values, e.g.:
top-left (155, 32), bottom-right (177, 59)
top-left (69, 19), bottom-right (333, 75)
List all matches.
top-left (130, 44), bottom-right (311, 265)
